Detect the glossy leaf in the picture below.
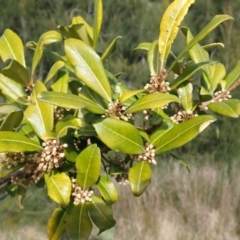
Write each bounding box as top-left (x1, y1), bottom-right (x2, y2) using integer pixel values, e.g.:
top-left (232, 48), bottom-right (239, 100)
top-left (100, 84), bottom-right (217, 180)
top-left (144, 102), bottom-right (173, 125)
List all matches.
top-left (78, 124), bottom-right (97, 137)
top-left (45, 172), bottom-right (72, 206)
top-left (45, 61), bottom-right (65, 84)
top-left (151, 115), bottom-right (216, 154)
top-left (119, 89), bottom-right (145, 103)
top-left (93, 0), bottom-right (103, 49)
top-left (159, 0), bottom-right (195, 69)
top-left (0, 111), bottom-right (23, 131)
top-left (0, 29), bottom-right (25, 66)
top-left (0, 74), bottom-right (28, 104)
top-left (93, 118), bottom-right (144, 154)
top-left (2, 60), bottom-right (30, 86)
top-left (101, 36), bottom-right (122, 63)
top-left (47, 208), bottom-right (67, 240)
top-left (76, 144), bottom-right (101, 189)
top-left (88, 195), bottom-right (116, 234)
top-left (24, 81), bottom-right (53, 139)
top-left (38, 91), bottom-right (106, 114)
top-left (224, 61), bottom-right (240, 90)
top-left (64, 39), bottom-right (112, 101)
top-left (51, 71), bottom-right (69, 93)
top-left (209, 99), bottom-right (240, 118)
top-left (171, 62), bottom-right (213, 89)
top-left (66, 202), bottom-right (92, 240)
top-left (177, 82), bottom-right (193, 111)
top-left (0, 131), bottom-right (42, 152)
top-left (147, 40), bottom-right (159, 75)
top-left (0, 104), bottom-right (21, 119)
top-left (32, 31), bottom-right (62, 75)
top-left (150, 121), bottom-right (175, 150)
top-left (128, 161), bottom-right (152, 197)
top-left (170, 14), bottom-right (234, 71)
top-left (18, 123), bottom-right (40, 144)
top-left (96, 176), bottom-right (118, 205)
top-left (124, 93), bottom-right (180, 114)
top-left (56, 115), bottom-right (82, 138)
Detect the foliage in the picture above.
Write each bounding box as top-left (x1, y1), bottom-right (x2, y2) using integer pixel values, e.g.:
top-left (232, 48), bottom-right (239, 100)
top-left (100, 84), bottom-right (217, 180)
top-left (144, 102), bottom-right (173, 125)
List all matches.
top-left (0, 0), bottom-right (239, 239)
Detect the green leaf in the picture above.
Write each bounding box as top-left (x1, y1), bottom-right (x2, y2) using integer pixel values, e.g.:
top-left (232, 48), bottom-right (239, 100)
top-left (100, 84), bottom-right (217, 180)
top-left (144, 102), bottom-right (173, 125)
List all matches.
top-left (38, 91), bottom-right (106, 114)
top-left (78, 124), bottom-right (97, 137)
top-left (128, 161), bottom-right (152, 197)
top-left (51, 71), bottom-right (69, 93)
top-left (15, 186), bottom-right (26, 209)
top-left (119, 89), bottom-right (145, 103)
top-left (0, 74), bottom-right (28, 104)
top-left (32, 31), bottom-right (62, 75)
top-left (66, 202), bottom-right (92, 240)
top-left (24, 80), bottom-right (54, 139)
top-left (224, 61), bottom-right (240, 90)
top-left (0, 111), bottom-right (23, 131)
top-left (47, 208), bottom-right (67, 240)
top-left (149, 121), bottom-right (175, 150)
top-left (159, 0), bottom-right (195, 69)
top-left (169, 15), bottom-right (234, 71)
top-left (44, 172), bottom-right (72, 206)
top-left (208, 99), bottom-right (240, 118)
top-left (202, 42), bottom-right (224, 49)
top-left (93, 118), bottom-right (144, 154)
top-left (45, 61), bottom-right (65, 84)
top-left (0, 131), bottom-right (42, 152)
top-left (0, 29), bottom-right (25, 66)
top-left (88, 195), bottom-right (116, 235)
top-left (177, 82), bottom-right (193, 111)
top-left (147, 40), bottom-right (159, 75)
top-left (96, 176), bottom-right (118, 205)
top-left (171, 62), bottom-right (214, 89)
top-left (18, 123), bottom-right (40, 144)
top-left (56, 115), bottom-right (82, 138)
top-left (93, 0), bottom-right (103, 49)
top-left (76, 144), bottom-right (101, 189)
top-left (101, 36), bottom-right (122, 63)
top-left (2, 60), bottom-right (30, 86)
top-left (0, 104), bottom-right (21, 120)
top-left (64, 39), bottom-right (112, 101)
top-left (134, 42), bottom-right (151, 51)
top-left (151, 115), bottom-right (216, 154)
top-left (124, 93), bottom-right (180, 114)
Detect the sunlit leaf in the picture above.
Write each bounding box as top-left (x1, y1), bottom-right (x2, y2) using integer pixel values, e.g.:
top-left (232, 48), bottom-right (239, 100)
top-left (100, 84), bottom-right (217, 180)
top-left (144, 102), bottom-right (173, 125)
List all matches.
top-left (147, 40), bottom-right (159, 75)
top-left (177, 82), bottom-right (193, 111)
top-left (134, 42), bottom-right (151, 51)
top-left (76, 144), bottom-right (101, 189)
top-left (0, 29), bottom-right (25, 66)
top-left (24, 81), bottom-right (53, 139)
top-left (0, 131), bottom-right (42, 152)
top-left (88, 195), bottom-right (116, 234)
top-left (224, 61), bottom-right (240, 90)
top-left (64, 38), bottom-right (112, 101)
top-left (51, 71), bottom-right (69, 93)
top-left (128, 161), bottom-right (152, 197)
top-left (93, 0), bottom-right (103, 49)
top-left (119, 89), bottom-right (144, 103)
top-left (93, 118), bottom-right (144, 154)
top-left (45, 172), bottom-right (72, 206)
top-left (45, 61), bottom-right (65, 84)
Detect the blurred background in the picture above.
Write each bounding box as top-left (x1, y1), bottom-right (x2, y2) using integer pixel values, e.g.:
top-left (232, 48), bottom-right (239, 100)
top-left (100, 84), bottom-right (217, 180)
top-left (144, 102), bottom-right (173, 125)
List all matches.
top-left (1, 0), bottom-right (240, 239)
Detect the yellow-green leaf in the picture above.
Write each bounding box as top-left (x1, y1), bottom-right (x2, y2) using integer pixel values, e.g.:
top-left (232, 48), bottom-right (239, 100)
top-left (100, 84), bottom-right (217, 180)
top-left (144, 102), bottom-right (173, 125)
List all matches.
top-left (93, 0), bottom-right (103, 49)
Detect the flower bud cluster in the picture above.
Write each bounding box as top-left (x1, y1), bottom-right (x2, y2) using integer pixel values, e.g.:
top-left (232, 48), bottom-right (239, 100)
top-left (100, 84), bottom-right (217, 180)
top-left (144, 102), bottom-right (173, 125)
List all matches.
top-left (213, 90), bottom-right (232, 102)
top-left (170, 110), bottom-right (198, 124)
top-left (54, 108), bottom-right (64, 124)
top-left (130, 143), bottom-right (156, 164)
top-left (144, 72), bottom-right (170, 93)
top-left (71, 178), bottom-right (94, 205)
top-left (104, 100), bottom-right (132, 121)
top-left (25, 83), bottom-right (35, 95)
top-left (115, 173), bottom-right (129, 185)
top-left (0, 152), bottom-right (25, 169)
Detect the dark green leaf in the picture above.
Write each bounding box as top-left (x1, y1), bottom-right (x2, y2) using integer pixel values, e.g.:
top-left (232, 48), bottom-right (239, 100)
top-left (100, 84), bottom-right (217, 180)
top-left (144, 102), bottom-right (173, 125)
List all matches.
top-left (64, 39), bottom-right (112, 101)
top-left (88, 195), bottom-right (116, 234)
top-left (93, 118), bottom-right (144, 154)
top-left (44, 172), bottom-right (72, 206)
top-left (0, 111), bottom-right (23, 131)
top-left (47, 208), bottom-right (67, 240)
top-left (128, 161), bottom-right (152, 197)
top-left (76, 144), bottom-right (101, 189)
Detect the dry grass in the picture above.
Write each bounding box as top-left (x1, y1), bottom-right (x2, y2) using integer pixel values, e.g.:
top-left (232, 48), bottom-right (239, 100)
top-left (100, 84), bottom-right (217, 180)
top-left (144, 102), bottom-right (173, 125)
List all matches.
top-left (2, 155), bottom-right (240, 240)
